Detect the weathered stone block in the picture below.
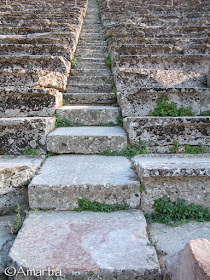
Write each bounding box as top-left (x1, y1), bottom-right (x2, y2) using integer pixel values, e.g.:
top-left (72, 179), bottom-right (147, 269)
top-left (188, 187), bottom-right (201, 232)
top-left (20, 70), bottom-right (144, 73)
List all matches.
top-left (0, 156), bottom-right (44, 215)
top-left (8, 210), bottom-right (161, 279)
top-left (29, 155), bottom-right (140, 210)
top-left (117, 88), bottom-right (203, 117)
top-left (132, 154), bottom-right (210, 212)
top-left (0, 117), bottom-right (55, 155)
top-left (0, 87), bottom-right (62, 117)
top-left (64, 92), bottom-right (117, 104)
top-left (164, 239), bottom-right (210, 280)
top-left (124, 117), bottom-right (210, 153)
top-left (47, 126), bottom-right (127, 154)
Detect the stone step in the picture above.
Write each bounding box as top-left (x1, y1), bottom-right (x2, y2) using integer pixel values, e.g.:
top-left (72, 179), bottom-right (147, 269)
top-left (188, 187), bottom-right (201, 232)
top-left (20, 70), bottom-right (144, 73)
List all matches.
top-left (124, 116), bottom-right (210, 153)
top-left (0, 70), bottom-right (67, 92)
top-left (132, 154), bottom-right (210, 212)
top-left (68, 75), bottom-right (114, 85)
top-left (29, 155), bottom-right (139, 209)
top-left (63, 92), bottom-right (117, 105)
top-left (80, 33), bottom-right (105, 40)
top-left (0, 155), bottom-right (44, 215)
top-left (77, 46), bottom-right (108, 52)
top-left (73, 61), bottom-right (108, 70)
top-left (117, 87), bottom-right (209, 117)
top-left (67, 84), bottom-right (113, 93)
top-left (0, 43), bottom-right (73, 61)
top-left (77, 41), bottom-right (107, 47)
top-left (56, 105), bottom-right (120, 125)
top-left (0, 117), bottom-right (55, 155)
top-left (0, 87), bottom-right (62, 118)
top-left (76, 52), bottom-right (107, 58)
top-left (8, 210), bottom-right (160, 278)
top-left (71, 68), bottom-right (111, 76)
top-left (47, 126), bottom-right (127, 154)
top-left (0, 55), bottom-right (70, 75)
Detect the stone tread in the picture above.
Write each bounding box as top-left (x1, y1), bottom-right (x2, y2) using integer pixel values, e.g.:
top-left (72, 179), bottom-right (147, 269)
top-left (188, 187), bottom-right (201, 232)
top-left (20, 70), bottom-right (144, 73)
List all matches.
top-left (8, 210), bottom-right (160, 279)
top-left (29, 155), bottom-right (140, 210)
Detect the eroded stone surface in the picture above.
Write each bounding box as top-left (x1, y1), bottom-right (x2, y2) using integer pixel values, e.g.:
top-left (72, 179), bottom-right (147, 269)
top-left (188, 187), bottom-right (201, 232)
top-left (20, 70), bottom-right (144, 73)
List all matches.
top-left (29, 155), bottom-right (140, 210)
top-left (0, 117), bottom-right (55, 155)
top-left (47, 126), bottom-right (127, 154)
top-left (0, 214), bottom-right (16, 278)
top-left (0, 156), bottom-right (44, 215)
top-left (124, 117), bottom-right (210, 153)
top-left (132, 154), bottom-right (210, 212)
top-left (8, 210), bottom-right (161, 279)
top-left (164, 239), bottom-right (210, 280)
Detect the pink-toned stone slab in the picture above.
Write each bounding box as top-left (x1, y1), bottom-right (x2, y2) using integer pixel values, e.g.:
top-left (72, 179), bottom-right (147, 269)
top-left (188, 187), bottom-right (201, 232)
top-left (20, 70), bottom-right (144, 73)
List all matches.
top-left (8, 210), bottom-right (160, 279)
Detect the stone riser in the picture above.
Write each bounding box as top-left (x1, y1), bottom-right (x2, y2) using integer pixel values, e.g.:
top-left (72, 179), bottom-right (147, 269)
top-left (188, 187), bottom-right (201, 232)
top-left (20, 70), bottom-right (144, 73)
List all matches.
top-left (0, 55), bottom-right (71, 75)
top-left (46, 126), bottom-right (127, 154)
top-left (63, 92), bottom-right (117, 105)
top-left (0, 89), bottom-right (62, 118)
top-left (68, 75), bottom-right (114, 85)
top-left (124, 117), bottom-right (210, 153)
top-left (56, 105), bottom-right (120, 126)
top-left (67, 84), bottom-right (113, 93)
top-left (0, 117), bottom-right (55, 155)
top-left (117, 89), bottom-right (208, 117)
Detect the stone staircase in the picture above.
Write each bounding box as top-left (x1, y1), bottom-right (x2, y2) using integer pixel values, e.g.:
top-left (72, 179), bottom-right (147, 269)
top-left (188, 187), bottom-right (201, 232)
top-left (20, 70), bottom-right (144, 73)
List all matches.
top-left (1, 0), bottom-right (210, 279)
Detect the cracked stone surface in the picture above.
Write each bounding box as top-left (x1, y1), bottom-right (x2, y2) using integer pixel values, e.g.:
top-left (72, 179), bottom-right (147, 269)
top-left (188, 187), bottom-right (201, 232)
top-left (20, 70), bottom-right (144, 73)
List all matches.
top-left (29, 155), bottom-right (140, 210)
top-left (0, 156), bottom-right (44, 215)
top-left (8, 210), bottom-right (161, 279)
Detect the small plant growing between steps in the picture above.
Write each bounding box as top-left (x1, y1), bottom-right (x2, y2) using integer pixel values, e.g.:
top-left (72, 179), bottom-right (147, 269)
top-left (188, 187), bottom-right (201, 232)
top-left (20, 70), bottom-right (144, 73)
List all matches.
top-left (146, 196), bottom-right (210, 226)
top-left (139, 185), bottom-right (145, 193)
top-left (54, 115), bottom-right (83, 127)
top-left (99, 115), bottom-right (124, 127)
top-left (149, 95), bottom-right (196, 117)
top-left (100, 140), bottom-right (149, 158)
top-left (74, 198), bottom-right (129, 213)
top-left (105, 33), bottom-right (113, 40)
top-left (98, 11), bottom-right (101, 21)
top-left (169, 140), bottom-right (179, 153)
top-left (200, 110), bottom-right (210, 116)
top-left (62, 99), bottom-right (67, 106)
top-left (106, 53), bottom-right (112, 68)
top-left (185, 142), bottom-right (206, 154)
top-left (23, 148), bottom-right (38, 156)
top-left (8, 204), bottom-right (24, 235)
top-left (112, 86), bottom-right (117, 94)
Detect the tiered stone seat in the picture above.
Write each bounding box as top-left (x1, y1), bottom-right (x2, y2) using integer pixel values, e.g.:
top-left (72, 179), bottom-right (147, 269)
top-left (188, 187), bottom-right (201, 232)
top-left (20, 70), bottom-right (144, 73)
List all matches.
top-left (99, 0), bottom-right (210, 153)
top-left (0, 0), bottom-right (87, 154)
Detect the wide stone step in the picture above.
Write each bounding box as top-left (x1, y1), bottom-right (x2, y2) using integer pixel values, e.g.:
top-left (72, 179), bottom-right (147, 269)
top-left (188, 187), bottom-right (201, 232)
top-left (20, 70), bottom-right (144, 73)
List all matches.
top-left (29, 155), bottom-right (139, 209)
top-left (56, 105), bottom-right (120, 125)
top-left (68, 75), bottom-right (114, 85)
top-left (0, 70), bottom-right (67, 92)
top-left (0, 87), bottom-right (62, 118)
top-left (47, 126), bottom-right (127, 154)
top-left (71, 68), bottom-right (112, 77)
top-left (80, 33), bottom-right (105, 40)
top-left (124, 116), bottom-right (210, 153)
top-left (63, 92), bottom-right (117, 105)
top-left (0, 55), bottom-right (70, 75)
top-left (76, 52), bottom-right (107, 58)
top-left (132, 154), bottom-right (210, 212)
top-left (77, 46), bottom-right (108, 53)
top-left (0, 117), bottom-right (55, 155)
top-left (8, 210), bottom-right (160, 279)
top-left (0, 155), bottom-right (44, 215)
top-left (67, 84), bottom-right (113, 93)
top-left (73, 61), bottom-right (108, 69)
top-left (76, 57), bottom-right (107, 63)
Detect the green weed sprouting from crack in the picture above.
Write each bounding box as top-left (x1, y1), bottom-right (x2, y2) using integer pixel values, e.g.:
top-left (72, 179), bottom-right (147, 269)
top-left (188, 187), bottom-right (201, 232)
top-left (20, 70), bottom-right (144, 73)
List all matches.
top-left (54, 114), bottom-right (83, 128)
top-left (23, 148), bottom-right (38, 156)
top-left (62, 99), bottom-right (67, 106)
top-left (112, 86), bottom-right (117, 94)
top-left (99, 115), bottom-right (124, 127)
top-left (169, 140), bottom-right (179, 153)
top-left (100, 140), bottom-right (149, 158)
top-left (139, 185), bottom-right (145, 193)
top-left (146, 196), bottom-right (210, 226)
top-left (106, 53), bottom-right (112, 68)
top-left (105, 33), bottom-right (113, 40)
top-left (199, 110), bottom-right (210, 116)
top-left (8, 204), bottom-right (24, 235)
top-left (74, 198), bottom-right (129, 213)
top-left (169, 141), bottom-right (207, 154)
top-left (149, 94), bottom-right (196, 117)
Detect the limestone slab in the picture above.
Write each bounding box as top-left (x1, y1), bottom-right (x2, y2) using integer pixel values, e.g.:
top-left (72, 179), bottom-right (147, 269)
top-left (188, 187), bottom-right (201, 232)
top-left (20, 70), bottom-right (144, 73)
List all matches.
top-left (0, 156), bottom-right (44, 215)
top-left (8, 210), bottom-right (160, 279)
top-left (64, 92), bottom-right (117, 104)
top-left (0, 214), bottom-right (16, 279)
top-left (124, 116), bottom-right (210, 153)
top-left (0, 87), bottom-right (62, 117)
top-left (0, 117), bottom-right (55, 155)
top-left (47, 126), bottom-right (127, 154)
top-left (132, 154), bottom-right (210, 212)
top-left (29, 155), bottom-right (140, 210)
top-left (56, 105), bottom-right (120, 125)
